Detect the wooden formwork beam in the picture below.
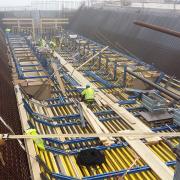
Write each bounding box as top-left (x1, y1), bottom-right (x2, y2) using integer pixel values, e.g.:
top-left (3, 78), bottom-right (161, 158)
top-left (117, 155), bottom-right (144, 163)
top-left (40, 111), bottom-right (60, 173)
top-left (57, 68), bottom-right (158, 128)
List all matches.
top-left (51, 63), bottom-right (66, 96)
top-left (124, 137), bottom-right (174, 180)
top-left (76, 46), bottom-right (109, 70)
top-left (14, 85), bottom-right (41, 180)
top-left (2, 18), bottom-right (35, 40)
top-left (2, 131), bottom-right (180, 139)
top-left (80, 102), bottom-right (114, 146)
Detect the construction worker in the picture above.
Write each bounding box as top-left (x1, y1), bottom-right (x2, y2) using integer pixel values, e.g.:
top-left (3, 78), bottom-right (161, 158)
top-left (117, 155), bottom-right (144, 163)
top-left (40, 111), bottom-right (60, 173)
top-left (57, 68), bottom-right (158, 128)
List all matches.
top-left (39, 38), bottom-right (46, 48)
top-left (5, 28), bottom-right (11, 35)
top-left (49, 39), bottom-right (56, 53)
top-left (162, 137), bottom-right (180, 179)
top-left (81, 84), bottom-right (95, 104)
top-left (25, 129), bottom-right (45, 151)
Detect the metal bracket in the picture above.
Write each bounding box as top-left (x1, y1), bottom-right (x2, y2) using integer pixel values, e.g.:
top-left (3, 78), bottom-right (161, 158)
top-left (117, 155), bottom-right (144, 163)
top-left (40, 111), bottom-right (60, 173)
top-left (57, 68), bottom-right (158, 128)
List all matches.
top-left (2, 134), bottom-right (10, 140)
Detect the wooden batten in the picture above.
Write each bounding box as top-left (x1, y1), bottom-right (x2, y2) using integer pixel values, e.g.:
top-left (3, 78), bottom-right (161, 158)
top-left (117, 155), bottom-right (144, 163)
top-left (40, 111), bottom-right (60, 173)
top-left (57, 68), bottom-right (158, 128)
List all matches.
top-left (51, 63), bottom-right (66, 96)
top-left (124, 136), bottom-right (174, 180)
top-left (80, 102), bottom-right (114, 146)
top-left (14, 85), bottom-right (41, 180)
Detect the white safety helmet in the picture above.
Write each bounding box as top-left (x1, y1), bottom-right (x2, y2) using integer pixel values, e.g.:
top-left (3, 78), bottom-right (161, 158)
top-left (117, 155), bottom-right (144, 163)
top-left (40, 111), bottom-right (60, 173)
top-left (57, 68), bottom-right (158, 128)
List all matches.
top-left (86, 84), bottom-right (90, 88)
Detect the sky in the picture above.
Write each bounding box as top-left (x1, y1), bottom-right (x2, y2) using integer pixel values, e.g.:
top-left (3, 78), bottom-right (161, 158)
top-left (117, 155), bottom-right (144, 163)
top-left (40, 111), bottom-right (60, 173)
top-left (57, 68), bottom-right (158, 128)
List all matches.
top-left (0, 0), bottom-right (31, 7)
top-left (0, 0), bottom-right (84, 7)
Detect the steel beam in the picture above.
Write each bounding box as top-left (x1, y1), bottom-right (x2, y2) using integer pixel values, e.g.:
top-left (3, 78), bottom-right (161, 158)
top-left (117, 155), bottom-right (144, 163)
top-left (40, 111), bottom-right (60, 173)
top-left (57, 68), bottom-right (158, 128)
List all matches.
top-left (134, 21), bottom-right (180, 38)
top-left (127, 69), bottom-right (180, 101)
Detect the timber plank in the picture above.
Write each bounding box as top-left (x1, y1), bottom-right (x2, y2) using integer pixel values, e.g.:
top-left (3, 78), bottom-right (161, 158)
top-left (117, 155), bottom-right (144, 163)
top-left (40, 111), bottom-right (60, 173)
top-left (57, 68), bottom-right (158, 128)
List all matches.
top-left (51, 63), bottom-right (66, 95)
top-left (80, 102), bottom-right (114, 145)
top-left (14, 85), bottom-right (41, 180)
top-left (124, 137), bottom-right (173, 180)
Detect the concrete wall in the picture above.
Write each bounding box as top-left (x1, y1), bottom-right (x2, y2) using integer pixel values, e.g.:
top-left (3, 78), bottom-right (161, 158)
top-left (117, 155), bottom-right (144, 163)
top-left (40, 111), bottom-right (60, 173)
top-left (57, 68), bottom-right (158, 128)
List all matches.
top-left (69, 7), bottom-right (180, 78)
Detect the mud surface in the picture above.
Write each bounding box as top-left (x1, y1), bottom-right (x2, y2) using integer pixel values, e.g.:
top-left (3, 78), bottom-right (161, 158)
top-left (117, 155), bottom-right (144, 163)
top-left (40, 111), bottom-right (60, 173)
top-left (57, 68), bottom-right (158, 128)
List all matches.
top-left (69, 7), bottom-right (180, 78)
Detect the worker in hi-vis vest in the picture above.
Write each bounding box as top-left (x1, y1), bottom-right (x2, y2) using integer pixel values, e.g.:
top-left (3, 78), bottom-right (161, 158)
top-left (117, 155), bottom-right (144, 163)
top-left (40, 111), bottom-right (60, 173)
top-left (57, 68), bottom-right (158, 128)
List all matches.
top-left (49, 40), bottom-right (56, 53)
top-left (81, 84), bottom-right (95, 104)
top-left (5, 28), bottom-right (11, 34)
top-left (25, 129), bottom-right (45, 151)
top-left (39, 38), bottom-right (46, 48)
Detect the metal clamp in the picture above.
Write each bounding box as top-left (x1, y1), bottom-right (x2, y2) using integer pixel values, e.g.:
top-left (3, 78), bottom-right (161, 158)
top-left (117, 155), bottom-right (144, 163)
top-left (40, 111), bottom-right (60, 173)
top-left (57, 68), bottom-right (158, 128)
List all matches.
top-left (2, 134), bottom-right (10, 140)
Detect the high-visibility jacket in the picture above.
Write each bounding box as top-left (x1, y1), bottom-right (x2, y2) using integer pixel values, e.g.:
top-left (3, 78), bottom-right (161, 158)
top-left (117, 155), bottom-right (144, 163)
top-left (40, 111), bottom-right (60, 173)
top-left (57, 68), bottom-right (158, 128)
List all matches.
top-left (25, 129), bottom-right (45, 151)
top-left (39, 38), bottom-right (46, 48)
top-left (50, 41), bottom-right (56, 49)
top-left (81, 87), bottom-right (95, 101)
top-left (5, 28), bottom-right (11, 33)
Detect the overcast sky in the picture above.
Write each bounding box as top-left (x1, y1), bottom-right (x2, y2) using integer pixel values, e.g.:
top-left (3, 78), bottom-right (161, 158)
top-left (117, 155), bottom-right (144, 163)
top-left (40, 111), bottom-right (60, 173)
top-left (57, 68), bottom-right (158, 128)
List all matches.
top-left (0, 0), bottom-right (84, 7)
top-left (0, 0), bottom-right (31, 7)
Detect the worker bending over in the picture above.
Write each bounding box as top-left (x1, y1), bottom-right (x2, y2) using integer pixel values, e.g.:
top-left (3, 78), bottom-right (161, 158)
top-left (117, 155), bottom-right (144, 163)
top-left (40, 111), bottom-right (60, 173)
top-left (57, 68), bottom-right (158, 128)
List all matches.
top-left (81, 84), bottom-right (95, 105)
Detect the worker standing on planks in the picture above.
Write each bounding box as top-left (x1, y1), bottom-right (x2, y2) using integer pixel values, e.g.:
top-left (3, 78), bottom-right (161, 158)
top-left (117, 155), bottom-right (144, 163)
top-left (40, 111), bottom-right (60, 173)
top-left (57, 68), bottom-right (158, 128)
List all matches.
top-left (163, 138), bottom-right (180, 179)
top-left (81, 84), bottom-right (95, 105)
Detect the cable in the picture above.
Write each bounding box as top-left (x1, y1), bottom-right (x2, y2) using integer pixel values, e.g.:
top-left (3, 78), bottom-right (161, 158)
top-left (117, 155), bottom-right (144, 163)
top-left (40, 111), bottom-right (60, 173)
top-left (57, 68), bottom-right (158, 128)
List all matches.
top-left (118, 148), bottom-right (140, 180)
top-left (0, 116), bottom-right (36, 161)
top-left (0, 116), bottom-right (25, 151)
